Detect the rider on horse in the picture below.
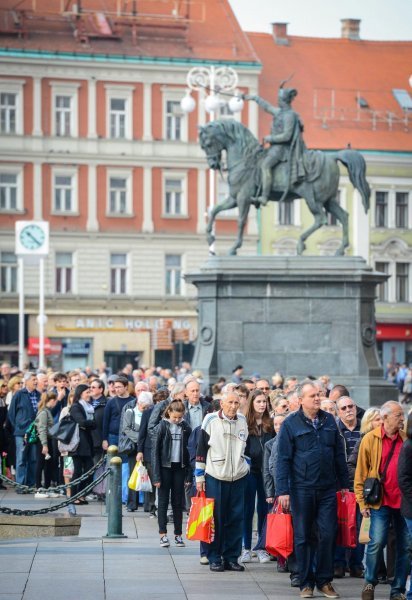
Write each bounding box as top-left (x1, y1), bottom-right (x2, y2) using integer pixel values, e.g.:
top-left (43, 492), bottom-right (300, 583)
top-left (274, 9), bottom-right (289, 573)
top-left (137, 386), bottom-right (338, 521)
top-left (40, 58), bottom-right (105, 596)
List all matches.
top-left (245, 84), bottom-right (306, 206)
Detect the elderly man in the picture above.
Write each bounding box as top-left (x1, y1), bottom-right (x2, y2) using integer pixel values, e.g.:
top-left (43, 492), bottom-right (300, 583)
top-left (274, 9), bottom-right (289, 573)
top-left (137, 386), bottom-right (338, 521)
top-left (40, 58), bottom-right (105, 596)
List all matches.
top-left (183, 378), bottom-right (210, 430)
top-left (334, 396), bottom-right (363, 579)
top-left (355, 401), bottom-right (410, 600)
top-left (196, 390), bottom-right (249, 572)
top-left (276, 380), bottom-right (349, 599)
top-left (8, 372), bottom-right (40, 489)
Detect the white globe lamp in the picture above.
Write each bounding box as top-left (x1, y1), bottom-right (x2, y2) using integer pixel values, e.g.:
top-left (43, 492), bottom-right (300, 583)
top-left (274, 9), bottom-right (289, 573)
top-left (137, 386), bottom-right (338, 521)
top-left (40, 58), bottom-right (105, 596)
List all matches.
top-left (180, 92), bottom-right (196, 113)
top-left (204, 94), bottom-right (221, 113)
top-left (228, 94), bottom-right (244, 113)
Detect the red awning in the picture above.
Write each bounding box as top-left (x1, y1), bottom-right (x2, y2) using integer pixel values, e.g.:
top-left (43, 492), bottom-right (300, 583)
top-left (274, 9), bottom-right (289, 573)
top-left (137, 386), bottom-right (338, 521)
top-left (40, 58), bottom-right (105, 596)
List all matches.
top-left (28, 338), bottom-right (62, 356)
top-left (376, 324), bottom-right (412, 341)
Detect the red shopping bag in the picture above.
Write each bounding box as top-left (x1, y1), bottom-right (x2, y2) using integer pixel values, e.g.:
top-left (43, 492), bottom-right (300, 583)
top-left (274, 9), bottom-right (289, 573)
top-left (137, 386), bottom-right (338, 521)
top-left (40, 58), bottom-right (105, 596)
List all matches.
top-left (186, 491), bottom-right (215, 543)
top-left (336, 491), bottom-right (357, 548)
top-left (265, 501), bottom-right (294, 559)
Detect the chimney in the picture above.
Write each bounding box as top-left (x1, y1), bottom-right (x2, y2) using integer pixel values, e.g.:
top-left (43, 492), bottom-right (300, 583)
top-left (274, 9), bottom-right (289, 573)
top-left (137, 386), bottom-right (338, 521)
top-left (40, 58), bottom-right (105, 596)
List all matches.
top-left (272, 22), bottom-right (289, 46)
top-left (341, 18), bottom-right (361, 40)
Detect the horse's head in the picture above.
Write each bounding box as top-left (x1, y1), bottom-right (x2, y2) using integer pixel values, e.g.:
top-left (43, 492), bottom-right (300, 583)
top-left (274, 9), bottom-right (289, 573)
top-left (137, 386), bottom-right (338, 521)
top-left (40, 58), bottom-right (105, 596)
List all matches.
top-left (198, 122), bottom-right (225, 170)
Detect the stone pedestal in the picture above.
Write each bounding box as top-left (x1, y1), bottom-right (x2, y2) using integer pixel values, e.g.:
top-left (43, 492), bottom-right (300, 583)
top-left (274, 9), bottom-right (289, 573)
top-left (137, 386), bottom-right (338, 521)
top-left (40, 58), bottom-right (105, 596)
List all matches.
top-left (185, 256), bottom-right (397, 408)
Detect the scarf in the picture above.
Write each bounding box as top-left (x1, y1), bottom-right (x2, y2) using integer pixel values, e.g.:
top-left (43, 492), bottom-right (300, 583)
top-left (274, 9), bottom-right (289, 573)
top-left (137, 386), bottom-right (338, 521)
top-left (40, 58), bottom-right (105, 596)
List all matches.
top-left (79, 399), bottom-right (95, 420)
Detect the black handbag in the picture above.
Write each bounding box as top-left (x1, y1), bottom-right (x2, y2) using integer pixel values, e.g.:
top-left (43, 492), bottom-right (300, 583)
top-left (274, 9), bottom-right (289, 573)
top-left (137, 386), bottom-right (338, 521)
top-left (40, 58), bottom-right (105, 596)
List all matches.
top-left (49, 413), bottom-right (77, 444)
top-left (363, 438), bottom-right (397, 504)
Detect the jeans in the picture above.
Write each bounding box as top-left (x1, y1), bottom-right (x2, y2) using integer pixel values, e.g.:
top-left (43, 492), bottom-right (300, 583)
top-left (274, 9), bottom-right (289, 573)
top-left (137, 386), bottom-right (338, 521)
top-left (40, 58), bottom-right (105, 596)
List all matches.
top-left (335, 504), bottom-right (365, 570)
top-left (72, 456), bottom-right (94, 498)
top-left (15, 436), bottom-right (37, 486)
top-left (291, 487), bottom-right (337, 590)
top-left (205, 474), bottom-right (246, 564)
top-left (243, 471), bottom-right (268, 550)
top-left (404, 517), bottom-right (412, 600)
top-left (365, 506), bottom-right (411, 596)
top-left (157, 463), bottom-right (185, 536)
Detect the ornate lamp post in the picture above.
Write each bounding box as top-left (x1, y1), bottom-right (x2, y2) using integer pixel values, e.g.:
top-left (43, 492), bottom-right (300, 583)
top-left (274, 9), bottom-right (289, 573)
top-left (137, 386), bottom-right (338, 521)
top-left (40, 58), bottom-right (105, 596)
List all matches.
top-left (180, 66), bottom-right (244, 253)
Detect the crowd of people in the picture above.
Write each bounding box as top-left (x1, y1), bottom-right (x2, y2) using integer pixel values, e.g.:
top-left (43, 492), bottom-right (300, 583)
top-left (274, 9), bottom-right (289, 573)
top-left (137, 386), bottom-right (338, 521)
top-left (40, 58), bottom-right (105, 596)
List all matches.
top-left (0, 360), bottom-right (411, 599)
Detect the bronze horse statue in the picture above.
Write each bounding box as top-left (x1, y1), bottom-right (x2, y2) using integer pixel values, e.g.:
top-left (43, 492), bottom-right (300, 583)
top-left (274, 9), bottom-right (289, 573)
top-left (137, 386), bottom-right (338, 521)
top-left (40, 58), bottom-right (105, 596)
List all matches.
top-left (199, 119), bottom-right (370, 256)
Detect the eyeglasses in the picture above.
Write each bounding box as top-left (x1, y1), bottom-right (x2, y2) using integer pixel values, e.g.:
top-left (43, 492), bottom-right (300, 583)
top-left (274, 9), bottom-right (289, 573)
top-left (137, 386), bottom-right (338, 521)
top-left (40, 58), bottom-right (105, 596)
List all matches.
top-left (339, 404), bottom-right (355, 411)
top-left (257, 387), bottom-right (270, 391)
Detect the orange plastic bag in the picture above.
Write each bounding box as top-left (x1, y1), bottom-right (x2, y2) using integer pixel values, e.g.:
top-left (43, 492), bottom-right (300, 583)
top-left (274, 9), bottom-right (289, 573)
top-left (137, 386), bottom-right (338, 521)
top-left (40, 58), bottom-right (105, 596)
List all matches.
top-left (336, 491), bottom-right (357, 548)
top-left (186, 491), bottom-right (215, 543)
top-left (265, 501), bottom-right (294, 559)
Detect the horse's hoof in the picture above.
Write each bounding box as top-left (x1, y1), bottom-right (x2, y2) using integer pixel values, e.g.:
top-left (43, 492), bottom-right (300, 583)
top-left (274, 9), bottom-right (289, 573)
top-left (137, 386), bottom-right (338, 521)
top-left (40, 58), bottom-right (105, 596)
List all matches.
top-left (296, 242), bottom-right (305, 255)
top-left (335, 248), bottom-right (345, 256)
top-left (228, 249), bottom-right (237, 256)
top-left (208, 250), bottom-right (216, 256)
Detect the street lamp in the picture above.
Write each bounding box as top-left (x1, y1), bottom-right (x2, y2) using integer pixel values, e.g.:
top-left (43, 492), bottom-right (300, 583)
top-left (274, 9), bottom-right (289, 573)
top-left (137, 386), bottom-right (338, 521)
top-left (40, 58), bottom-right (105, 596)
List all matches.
top-left (180, 66), bottom-right (244, 254)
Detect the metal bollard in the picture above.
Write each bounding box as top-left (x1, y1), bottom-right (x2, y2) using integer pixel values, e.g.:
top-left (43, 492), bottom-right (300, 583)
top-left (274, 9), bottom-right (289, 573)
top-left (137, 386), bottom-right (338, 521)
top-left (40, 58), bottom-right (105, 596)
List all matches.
top-left (105, 456), bottom-right (127, 538)
top-left (104, 445), bottom-right (118, 517)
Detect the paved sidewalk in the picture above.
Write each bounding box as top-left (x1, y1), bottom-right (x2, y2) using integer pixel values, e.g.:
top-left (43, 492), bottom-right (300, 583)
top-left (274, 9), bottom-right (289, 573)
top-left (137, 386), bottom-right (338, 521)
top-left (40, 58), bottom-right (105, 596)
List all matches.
top-left (0, 488), bottom-right (400, 600)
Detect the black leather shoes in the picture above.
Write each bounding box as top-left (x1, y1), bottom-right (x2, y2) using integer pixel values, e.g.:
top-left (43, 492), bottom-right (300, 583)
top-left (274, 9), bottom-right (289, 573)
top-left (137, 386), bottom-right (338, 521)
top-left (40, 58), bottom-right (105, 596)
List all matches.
top-left (224, 561), bottom-right (245, 572)
top-left (209, 562), bottom-right (224, 572)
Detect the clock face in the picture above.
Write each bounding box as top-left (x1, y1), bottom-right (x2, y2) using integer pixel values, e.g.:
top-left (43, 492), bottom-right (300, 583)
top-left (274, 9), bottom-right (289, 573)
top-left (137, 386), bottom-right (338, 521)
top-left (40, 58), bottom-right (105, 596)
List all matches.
top-left (19, 224), bottom-right (46, 250)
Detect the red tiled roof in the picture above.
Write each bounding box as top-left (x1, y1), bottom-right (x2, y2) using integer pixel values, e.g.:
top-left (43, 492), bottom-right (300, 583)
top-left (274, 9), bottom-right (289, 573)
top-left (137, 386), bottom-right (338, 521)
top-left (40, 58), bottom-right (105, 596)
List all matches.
top-left (0, 0), bottom-right (259, 64)
top-left (247, 32), bottom-right (412, 151)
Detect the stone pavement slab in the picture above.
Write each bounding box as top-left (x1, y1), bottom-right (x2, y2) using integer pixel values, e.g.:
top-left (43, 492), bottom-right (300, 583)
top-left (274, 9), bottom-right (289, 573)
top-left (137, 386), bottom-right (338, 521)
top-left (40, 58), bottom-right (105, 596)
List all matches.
top-left (0, 485), bottom-right (403, 600)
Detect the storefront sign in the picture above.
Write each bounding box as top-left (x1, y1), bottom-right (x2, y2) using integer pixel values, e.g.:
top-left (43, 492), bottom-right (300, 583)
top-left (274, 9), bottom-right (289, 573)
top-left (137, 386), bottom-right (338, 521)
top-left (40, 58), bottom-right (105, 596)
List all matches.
top-left (376, 323), bottom-right (412, 340)
top-left (55, 317), bottom-right (193, 332)
top-left (28, 337), bottom-right (62, 356)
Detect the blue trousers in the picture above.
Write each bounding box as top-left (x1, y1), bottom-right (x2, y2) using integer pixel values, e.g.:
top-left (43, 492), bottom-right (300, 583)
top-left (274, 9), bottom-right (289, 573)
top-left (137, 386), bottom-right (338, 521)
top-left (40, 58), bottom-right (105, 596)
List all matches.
top-left (15, 436), bottom-right (37, 486)
top-left (334, 504), bottom-right (365, 569)
top-left (243, 471), bottom-right (268, 550)
top-left (365, 506), bottom-right (411, 596)
top-left (291, 487), bottom-right (337, 590)
top-left (205, 474), bottom-right (246, 564)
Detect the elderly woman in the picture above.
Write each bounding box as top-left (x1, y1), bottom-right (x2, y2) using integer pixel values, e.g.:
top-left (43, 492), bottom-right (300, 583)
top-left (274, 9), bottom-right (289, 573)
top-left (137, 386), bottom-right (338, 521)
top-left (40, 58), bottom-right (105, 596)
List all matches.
top-left (119, 391), bottom-right (153, 512)
top-left (321, 398), bottom-right (337, 417)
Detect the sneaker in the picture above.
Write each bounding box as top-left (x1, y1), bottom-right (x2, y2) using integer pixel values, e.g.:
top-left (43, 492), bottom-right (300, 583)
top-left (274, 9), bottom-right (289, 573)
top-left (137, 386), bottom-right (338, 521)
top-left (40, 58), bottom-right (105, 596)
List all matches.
top-left (240, 549), bottom-right (252, 563)
top-left (160, 535), bottom-right (170, 548)
top-left (48, 492), bottom-right (60, 498)
top-left (361, 584), bottom-right (374, 600)
top-left (34, 492), bottom-right (49, 499)
top-left (300, 588), bottom-right (314, 598)
top-left (200, 556), bottom-right (209, 565)
top-left (251, 550), bottom-right (257, 557)
top-left (174, 535), bottom-right (185, 547)
top-left (317, 583), bottom-right (340, 598)
top-left (256, 549), bottom-right (271, 563)
top-left (85, 495), bottom-right (95, 501)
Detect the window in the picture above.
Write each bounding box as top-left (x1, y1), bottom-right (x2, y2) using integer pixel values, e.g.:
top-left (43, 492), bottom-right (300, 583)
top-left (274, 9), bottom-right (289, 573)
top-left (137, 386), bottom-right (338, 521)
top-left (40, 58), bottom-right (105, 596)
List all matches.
top-left (110, 98), bottom-right (126, 138)
top-left (55, 95), bottom-right (71, 137)
top-left (50, 82), bottom-right (79, 137)
top-left (395, 192), bottom-right (409, 228)
top-left (392, 89), bottom-right (412, 112)
top-left (110, 253), bottom-right (127, 295)
top-left (53, 170), bottom-right (77, 213)
top-left (0, 80), bottom-right (24, 134)
top-left (165, 254), bottom-right (182, 296)
top-left (105, 85), bottom-right (133, 140)
top-left (166, 101), bottom-right (182, 141)
top-left (375, 191), bottom-right (388, 227)
top-left (375, 262), bottom-right (389, 302)
top-left (55, 252), bottom-right (73, 294)
top-left (164, 175), bottom-right (186, 216)
top-left (107, 170), bottom-right (132, 216)
top-left (0, 172), bottom-right (18, 211)
top-left (396, 263), bottom-right (409, 302)
top-left (278, 201), bottom-right (293, 225)
top-left (0, 252), bottom-right (17, 293)
top-left (0, 93), bottom-right (16, 134)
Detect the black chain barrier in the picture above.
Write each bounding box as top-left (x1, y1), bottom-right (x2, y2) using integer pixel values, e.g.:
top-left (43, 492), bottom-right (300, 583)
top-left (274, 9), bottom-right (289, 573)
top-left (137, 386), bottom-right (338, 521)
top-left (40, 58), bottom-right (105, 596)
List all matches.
top-left (0, 455), bottom-right (106, 494)
top-left (0, 466), bottom-right (111, 516)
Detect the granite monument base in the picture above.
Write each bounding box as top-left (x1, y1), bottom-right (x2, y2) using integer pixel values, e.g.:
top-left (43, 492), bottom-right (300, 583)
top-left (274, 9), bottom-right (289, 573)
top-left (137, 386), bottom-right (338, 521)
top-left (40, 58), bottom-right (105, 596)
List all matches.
top-left (186, 256), bottom-right (397, 408)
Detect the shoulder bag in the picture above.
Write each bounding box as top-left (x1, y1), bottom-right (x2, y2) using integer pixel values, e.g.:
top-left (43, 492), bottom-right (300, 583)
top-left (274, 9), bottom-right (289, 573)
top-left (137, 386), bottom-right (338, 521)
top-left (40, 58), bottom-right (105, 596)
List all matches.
top-left (363, 437), bottom-right (397, 504)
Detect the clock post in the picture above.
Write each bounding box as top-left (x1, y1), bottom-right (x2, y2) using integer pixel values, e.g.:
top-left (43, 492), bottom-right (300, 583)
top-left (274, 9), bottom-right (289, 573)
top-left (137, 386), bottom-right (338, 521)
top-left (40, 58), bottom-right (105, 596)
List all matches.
top-left (15, 221), bottom-right (50, 370)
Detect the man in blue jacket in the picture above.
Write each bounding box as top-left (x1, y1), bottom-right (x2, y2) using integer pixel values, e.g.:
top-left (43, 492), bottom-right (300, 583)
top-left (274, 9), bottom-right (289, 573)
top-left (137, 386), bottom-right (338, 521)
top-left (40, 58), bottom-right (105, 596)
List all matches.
top-left (276, 380), bottom-right (349, 599)
top-left (8, 372), bottom-right (40, 489)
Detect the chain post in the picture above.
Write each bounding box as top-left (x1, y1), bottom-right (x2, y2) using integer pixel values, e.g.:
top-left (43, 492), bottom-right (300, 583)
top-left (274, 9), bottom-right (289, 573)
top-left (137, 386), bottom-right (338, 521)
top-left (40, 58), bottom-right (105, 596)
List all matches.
top-left (104, 445), bottom-right (118, 516)
top-left (105, 456), bottom-right (126, 539)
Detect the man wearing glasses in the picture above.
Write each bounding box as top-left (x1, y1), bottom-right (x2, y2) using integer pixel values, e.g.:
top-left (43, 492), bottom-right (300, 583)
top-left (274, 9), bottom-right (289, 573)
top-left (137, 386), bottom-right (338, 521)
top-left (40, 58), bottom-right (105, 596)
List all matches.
top-left (256, 379), bottom-right (271, 397)
top-left (334, 397), bottom-right (363, 579)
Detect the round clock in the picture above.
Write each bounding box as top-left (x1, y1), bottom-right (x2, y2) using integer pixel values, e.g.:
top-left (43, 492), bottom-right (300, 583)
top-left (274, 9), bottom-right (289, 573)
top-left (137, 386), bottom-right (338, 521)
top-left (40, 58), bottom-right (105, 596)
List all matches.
top-left (19, 224), bottom-right (46, 250)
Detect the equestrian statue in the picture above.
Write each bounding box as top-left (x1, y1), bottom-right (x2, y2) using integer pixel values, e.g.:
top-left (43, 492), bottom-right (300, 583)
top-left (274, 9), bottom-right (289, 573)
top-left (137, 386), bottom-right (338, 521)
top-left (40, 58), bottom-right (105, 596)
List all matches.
top-left (199, 82), bottom-right (370, 256)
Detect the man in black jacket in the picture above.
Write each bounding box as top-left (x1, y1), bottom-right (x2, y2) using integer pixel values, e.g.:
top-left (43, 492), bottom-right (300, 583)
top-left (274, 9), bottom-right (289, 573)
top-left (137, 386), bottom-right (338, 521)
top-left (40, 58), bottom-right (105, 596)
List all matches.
top-left (8, 372), bottom-right (40, 488)
top-left (276, 380), bottom-right (349, 599)
top-left (90, 379), bottom-right (107, 464)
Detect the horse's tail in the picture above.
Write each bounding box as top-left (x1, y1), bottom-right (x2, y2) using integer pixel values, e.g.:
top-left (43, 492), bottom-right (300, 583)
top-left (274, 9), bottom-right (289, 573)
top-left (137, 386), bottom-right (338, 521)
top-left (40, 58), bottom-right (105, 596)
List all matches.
top-left (335, 150), bottom-right (370, 214)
